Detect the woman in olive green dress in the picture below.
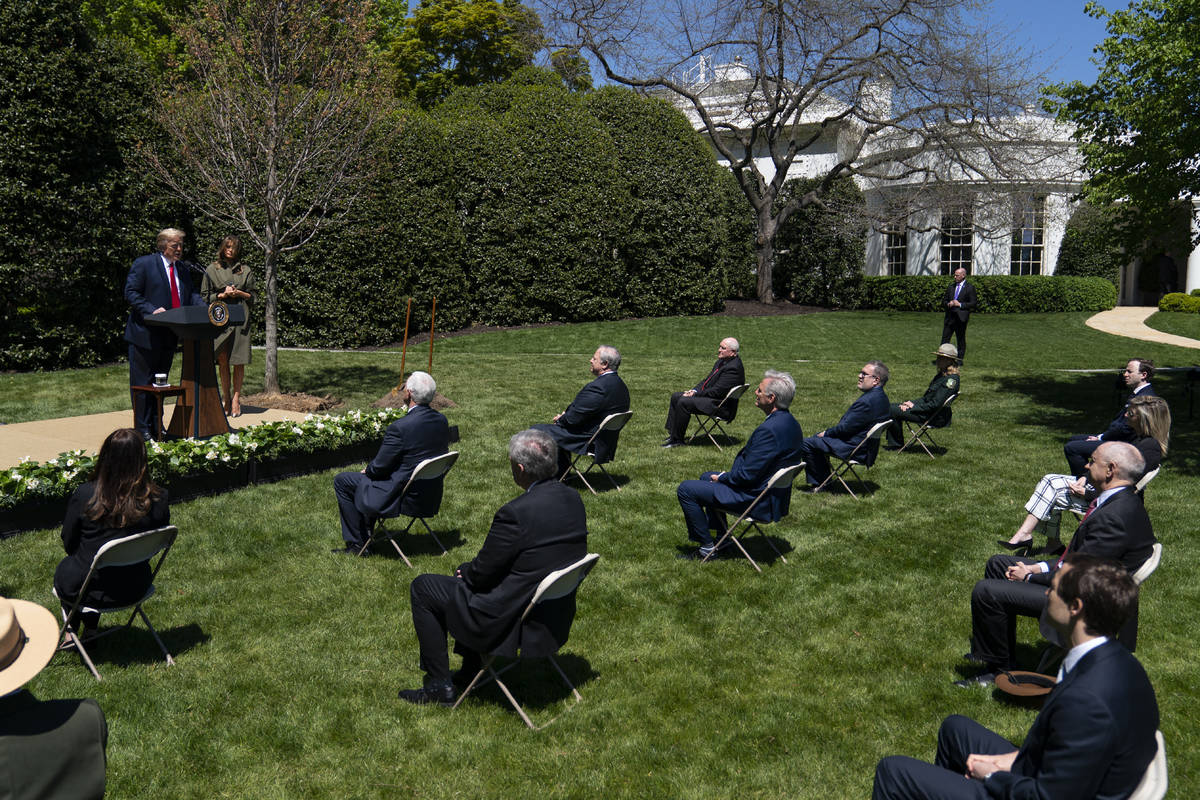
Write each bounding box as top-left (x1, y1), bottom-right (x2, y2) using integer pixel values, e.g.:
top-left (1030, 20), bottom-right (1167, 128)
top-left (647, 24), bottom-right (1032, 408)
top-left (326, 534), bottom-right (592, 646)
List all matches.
top-left (202, 236), bottom-right (254, 417)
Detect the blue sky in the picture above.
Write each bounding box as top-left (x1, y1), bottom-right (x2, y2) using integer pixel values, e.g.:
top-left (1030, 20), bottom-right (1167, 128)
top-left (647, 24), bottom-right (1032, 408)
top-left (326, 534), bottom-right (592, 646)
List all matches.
top-left (983, 0), bottom-right (1121, 85)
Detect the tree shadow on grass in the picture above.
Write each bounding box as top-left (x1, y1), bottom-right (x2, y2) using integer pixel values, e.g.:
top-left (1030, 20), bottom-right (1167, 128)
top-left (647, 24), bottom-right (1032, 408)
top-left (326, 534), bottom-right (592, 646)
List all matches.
top-left (981, 371), bottom-right (1130, 435)
top-left (455, 653), bottom-right (598, 718)
top-left (59, 622), bottom-right (208, 671)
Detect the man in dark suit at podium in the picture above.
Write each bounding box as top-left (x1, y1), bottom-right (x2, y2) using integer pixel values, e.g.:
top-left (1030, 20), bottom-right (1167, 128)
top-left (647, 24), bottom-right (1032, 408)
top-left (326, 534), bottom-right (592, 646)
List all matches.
top-left (124, 228), bottom-right (204, 440)
top-left (332, 371), bottom-right (450, 555)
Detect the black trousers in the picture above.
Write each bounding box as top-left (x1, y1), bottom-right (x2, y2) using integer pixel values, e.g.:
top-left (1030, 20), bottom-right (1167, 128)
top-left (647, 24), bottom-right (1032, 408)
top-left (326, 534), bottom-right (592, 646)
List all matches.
top-left (409, 574), bottom-right (481, 686)
top-left (128, 341), bottom-right (177, 436)
top-left (968, 555), bottom-right (1046, 669)
top-left (941, 317), bottom-right (968, 363)
top-left (873, 715), bottom-right (1013, 800)
top-left (664, 392), bottom-right (722, 442)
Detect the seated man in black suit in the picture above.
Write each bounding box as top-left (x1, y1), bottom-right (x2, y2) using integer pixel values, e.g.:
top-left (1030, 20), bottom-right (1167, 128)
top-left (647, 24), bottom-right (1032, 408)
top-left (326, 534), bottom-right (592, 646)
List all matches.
top-left (958, 441), bottom-right (1156, 687)
top-left (800, 361), bottom-right (891, 487)
top-left (662, 337), bottom-right (745, 448)
top-left (1063, 357), bottom-right (1155, 476)
top-left (533, 345), bottom-right (630, 476)
top-left (399, 428), bottom-right (589, 705)
top-left (874, 554), bottom-right (1160, 800)
top-left (0, 596), bottom-right (108, 799)
top-left (332, 371), bottom-right (450, 555)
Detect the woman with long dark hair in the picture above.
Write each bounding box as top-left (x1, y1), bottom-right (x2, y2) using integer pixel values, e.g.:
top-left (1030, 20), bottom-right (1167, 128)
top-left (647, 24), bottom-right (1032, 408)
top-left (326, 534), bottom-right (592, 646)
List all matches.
top-left (998, 394), bottom-right (1170, 550)
top-left (54, 428), bottom-right (169, 627)
top-left (202, 235), bottom-right (254, 417)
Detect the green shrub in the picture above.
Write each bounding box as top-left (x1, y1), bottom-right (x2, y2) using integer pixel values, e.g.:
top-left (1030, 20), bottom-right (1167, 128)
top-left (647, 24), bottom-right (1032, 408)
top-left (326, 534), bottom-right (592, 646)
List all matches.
top-left (1192, 288), bottom-right (1200, 297)
top-left (773, 177), bottom-right (867, 308)
top-left (1159, 293), bottom-right (1200, 313)
top-left (858, 275), bottom-right (1116, 312)
top-left (1055, 201), bottom-right (1123, 289)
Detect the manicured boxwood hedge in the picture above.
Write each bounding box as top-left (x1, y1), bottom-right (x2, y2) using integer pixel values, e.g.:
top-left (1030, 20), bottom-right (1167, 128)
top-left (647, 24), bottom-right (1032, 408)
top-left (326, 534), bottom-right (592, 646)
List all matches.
top-left (1159, 292), bottom-right (1200, 313)
top-left (856, 275), bottom-right (1116, 312)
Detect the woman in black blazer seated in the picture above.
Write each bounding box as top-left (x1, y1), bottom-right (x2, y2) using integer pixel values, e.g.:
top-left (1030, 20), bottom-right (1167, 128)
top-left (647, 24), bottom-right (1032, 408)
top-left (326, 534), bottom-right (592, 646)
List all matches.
top-left (999, 394), bottom-right (1170, 551)
top-left (55, 428), bottom-right (170, 629)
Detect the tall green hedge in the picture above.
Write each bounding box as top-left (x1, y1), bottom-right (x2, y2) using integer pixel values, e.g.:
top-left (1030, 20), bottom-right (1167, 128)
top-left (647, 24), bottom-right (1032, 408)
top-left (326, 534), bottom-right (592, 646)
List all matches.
top-left (1055, 202), bottom-right (1124, 289)
top-left (0, 0), bottom-right (178, 370)
top-left (858, 275), bottom-right (1116, 312)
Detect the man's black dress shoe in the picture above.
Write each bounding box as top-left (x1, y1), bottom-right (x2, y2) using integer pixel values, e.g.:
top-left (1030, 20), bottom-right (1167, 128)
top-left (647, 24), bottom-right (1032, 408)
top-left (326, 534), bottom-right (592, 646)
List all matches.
top-left (996, 538), bottom-right (1033, 551)
top-left (953, 672), bottom-right (996, 689)
top-left (661, 439), bottom-right (685, 448)
top-left (961, 652), bottom-right (988, 666)
top-left (398, 683), bottom-right (456, 706)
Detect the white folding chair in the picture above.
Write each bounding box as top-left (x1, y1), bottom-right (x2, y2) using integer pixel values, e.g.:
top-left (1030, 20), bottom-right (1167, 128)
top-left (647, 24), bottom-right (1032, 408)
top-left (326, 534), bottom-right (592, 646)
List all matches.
top-left (705, 462), bottom-right (805, 573)
top-left (54, 525), bottom-right (178, 681)
top-left (453, 553), bottom-right (600, 730)
top-left (561, 411), bottom-right (633, 495)
top-left (1128, 730), bottom-right (1168, 800)
top-left (813, 420), bottom-right (891, 499)
top-left (366, 450), bottom-right (460, 566)
top-left (687, 383), bottom-right (750, 451)
top-left (897, 392), bottom-right (959, 458)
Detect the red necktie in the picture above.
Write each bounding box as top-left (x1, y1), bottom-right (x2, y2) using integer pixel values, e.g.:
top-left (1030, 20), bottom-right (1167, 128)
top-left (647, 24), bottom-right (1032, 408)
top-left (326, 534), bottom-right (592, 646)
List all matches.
top-left (699, 364), bottom-right (721, 390)
top-left (1057, 499), bottom-right (1099, 568)
top-left (169, 265), bottom-right (181, 309)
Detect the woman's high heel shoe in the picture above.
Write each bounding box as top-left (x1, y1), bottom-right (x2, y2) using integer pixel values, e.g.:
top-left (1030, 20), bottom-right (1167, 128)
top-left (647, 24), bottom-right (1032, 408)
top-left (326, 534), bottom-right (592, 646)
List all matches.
top-left (996, 538), bottom-right (1033, 551)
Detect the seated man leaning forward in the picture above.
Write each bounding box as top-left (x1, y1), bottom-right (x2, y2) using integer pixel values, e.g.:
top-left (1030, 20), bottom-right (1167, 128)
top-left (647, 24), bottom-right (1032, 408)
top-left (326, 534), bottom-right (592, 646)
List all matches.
top-left (958, 441), bottom-right (1156, 688)
top-left (662, 337), bottom-right (745, 448)
top-left (0, 595), bottom-right (109, 800)
top-left (532, 345), bottom-right (630, 476)
top-left (873, 554), bottom-right (1160, 800)
top-left (675, 370), bottom-right (803, 561)
top-left (1063, 357), bottom-right (1155, 476)
top-left (885, 343), bottom-right (960, 449)
top-left (800, 361), bottom-right (891, 487)
top-left (399, 428), bottom-right (589, 705)
top-left (332, 371), bottom-right (449, 555)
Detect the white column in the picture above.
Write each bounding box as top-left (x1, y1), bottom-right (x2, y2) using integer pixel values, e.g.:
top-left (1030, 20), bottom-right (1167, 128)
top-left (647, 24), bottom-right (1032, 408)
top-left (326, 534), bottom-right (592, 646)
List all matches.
top-left (1188, 201), bottom-right (1200, 294)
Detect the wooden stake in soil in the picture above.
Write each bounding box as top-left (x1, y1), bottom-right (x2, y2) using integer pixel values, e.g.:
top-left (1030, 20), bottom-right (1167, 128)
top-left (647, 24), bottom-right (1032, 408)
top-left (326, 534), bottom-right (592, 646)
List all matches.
top-left (428, 296), bottom-right (437, 373)
top-left (398, 297), bottom-right (412, 390)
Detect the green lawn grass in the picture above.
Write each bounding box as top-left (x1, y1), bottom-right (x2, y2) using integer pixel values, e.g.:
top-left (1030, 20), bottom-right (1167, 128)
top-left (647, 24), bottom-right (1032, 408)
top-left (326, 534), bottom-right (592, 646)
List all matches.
top-left (2, 311), bottom-right (1198, 798)
top-left (1146, 310), bottom-right (1200, 346)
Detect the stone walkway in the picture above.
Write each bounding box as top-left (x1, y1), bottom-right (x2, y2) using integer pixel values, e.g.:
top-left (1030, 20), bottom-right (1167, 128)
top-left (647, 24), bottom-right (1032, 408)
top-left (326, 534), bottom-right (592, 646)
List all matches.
top-left (1085, 306), bottom-right (1200, 350)
top-left (0, 405), bottom-right (308, 470)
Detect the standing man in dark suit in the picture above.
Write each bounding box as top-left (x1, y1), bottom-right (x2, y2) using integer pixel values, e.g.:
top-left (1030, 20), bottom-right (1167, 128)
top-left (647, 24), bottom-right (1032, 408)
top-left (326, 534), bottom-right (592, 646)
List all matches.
top-left (662, 337), bottom-right (745, 448)
top-left (941, 267), bottom-right (977, 364)
top-left (332, 371), bottom-right (450, 555)
top-left (124, 228), bottom-right (205, 440)
top-left (958, 441), bottom-right (1155, 687)
top-left (399, 428), bottom-right (589, 705)
top-left (675, 370), bottom-right (803, 560)
top-left (874, 554), bottom-right (1160, 800)
top-left (1063, 358), bottom-right (1156, 476)
top-left (0, 596), bottom-right (108, 799)
top-left (533, 345), bottom-right (630, 476)
top-left (800, 361), bottom-right (891, 487)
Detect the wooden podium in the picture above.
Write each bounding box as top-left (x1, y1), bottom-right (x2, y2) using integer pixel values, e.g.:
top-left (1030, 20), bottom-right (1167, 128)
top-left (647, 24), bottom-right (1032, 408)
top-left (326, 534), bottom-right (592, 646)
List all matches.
top-left (145, 304), bottom-right (247, 439)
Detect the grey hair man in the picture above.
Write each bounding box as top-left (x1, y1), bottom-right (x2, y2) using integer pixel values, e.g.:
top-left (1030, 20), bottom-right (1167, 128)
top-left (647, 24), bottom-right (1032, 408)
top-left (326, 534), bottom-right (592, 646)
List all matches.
top-left (332, 371), bottom-right (451, 554)
top-left (533, 345), bottom-right (630, 476)
top-left (663, 337), bottom-right (746, 448)
top-left (400, 428), bottom-right (589, 705)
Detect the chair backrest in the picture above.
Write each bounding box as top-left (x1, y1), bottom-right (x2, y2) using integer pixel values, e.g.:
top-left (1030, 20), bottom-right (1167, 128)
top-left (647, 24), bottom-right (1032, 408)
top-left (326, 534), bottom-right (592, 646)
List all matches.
top-left (718, 383), bottom-right (750, 409)
top-left (1132, 542), bottom-right (1163, 586)
top-left (403, 450), bottom-right (460, 493)
top-left (848, 420), bottom-right (891, 464)
top-left (94, 526), bottom-right (178, 569)
top-left (1135, 466), bottom-right (1160, 493)
top-left (585, 410), bottom-right (633, 449)
top-left (1127, 730), bottom-right (1168, 800)
top-left (766, 462), bottom-right (806, 493)
top-left (528, 553), bottom-right (601, 609)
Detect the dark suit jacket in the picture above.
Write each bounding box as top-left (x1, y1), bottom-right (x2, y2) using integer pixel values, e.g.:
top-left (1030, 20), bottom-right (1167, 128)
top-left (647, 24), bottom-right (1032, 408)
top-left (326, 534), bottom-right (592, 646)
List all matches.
top-left (986, 640), bottom-right (1159, 800)
top-left (0, 691), bottom-right (108, 800)
top-left (1029, 486), bottom-right (1156, 587)
top-left (553, 371), bottom-right (631, 462)
top-left (355, 404), bottom-right (450, 518)
top-left (54, 481), bottom-right (170, 607)
top-left (124, 253), bottom-right (204, 350)
top-left (824, 385), bottom-right (890, 464)
top-left (447, 479), bottom-right (589, 657)
top-left (943, 279), bottom-right (978, 322)
top-left (715, 409), bottom-right (803, 521)
top-left (904, 371), bottom-right (959, 426)
top-left (692, 355), bottom-right (745, 420)
top-left (1099, 383), bottom-right (1156, 442)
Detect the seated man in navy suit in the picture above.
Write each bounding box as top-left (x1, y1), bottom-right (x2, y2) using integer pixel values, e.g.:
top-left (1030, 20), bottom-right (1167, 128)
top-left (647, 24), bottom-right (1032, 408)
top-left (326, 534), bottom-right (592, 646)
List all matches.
top-left (533, 345), bottom-right (630, 477)
top-left (873, 554), bottom-right (1160, 800)
top-left (1063, 358), bottom-right (1155, 476)
top-left (800, 361), bottom-right (891, 487)
top-left (399, 428), bottom-right (589, 705)
top-left (675, 370), bottom-right (803, 561)
top-left (332, 371), bottom-right (450, 555)
top-left (124, 228), bottom-right (205, 440)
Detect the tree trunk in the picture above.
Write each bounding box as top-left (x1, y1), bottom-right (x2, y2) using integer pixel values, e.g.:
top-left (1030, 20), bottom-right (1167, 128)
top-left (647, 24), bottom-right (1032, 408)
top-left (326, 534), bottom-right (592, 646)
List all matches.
top-left (262, 244), bottom-right (280, 395)
top-left (755, 207), bottom-right (778, 303)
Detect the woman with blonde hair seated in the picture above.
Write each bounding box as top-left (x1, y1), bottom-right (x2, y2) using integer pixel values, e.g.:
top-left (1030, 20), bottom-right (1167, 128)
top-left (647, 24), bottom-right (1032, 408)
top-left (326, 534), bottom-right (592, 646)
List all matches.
top-left (999, 394), bottom-right (1169, 551)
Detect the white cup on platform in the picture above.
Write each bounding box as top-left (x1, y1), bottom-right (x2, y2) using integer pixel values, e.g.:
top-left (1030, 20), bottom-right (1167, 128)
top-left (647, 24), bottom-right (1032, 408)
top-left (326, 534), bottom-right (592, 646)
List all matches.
top-left (153, 373), bottom-right (168, 387)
